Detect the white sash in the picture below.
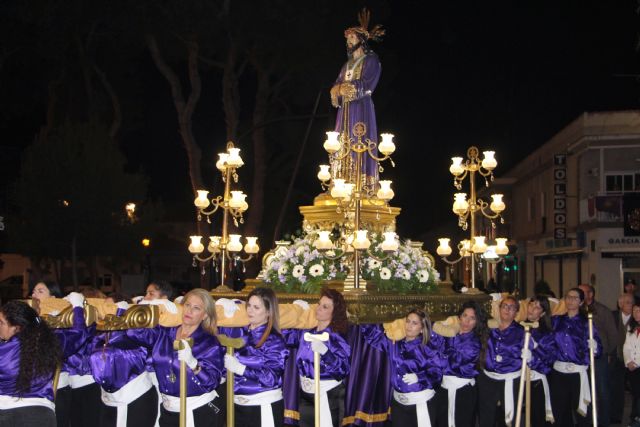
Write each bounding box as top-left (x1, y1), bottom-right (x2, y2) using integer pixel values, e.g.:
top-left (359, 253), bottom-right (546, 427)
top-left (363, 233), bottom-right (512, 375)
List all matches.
top-left (483, 369), bottom-right (521, 427)
top-left (392, 388), bottom-right (436, 427)
top-left (68, 374), bottom-right (95, 389)
top-left (234, 388), bottom-right (283, 427)
top-left (161, 390), bottom-right (218, 427)
top-left (101, 371), bottom-right (154, 427)
top-left (441, 375), bottom-right (475, 427)
top-left (0, 394), bottom-right (55, 411)
top-left (57, 371), bottom-right (69, 389)
top-left (300, 376), bottom-right (341, 427)
top-left (529, 370), bottom-right (554, 423)
top-left (553, 361), bottom-right (591, 416)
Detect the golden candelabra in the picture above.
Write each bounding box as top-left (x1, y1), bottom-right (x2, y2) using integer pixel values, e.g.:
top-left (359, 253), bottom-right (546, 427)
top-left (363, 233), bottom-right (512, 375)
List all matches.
top-left (188, 142), bottom-right (259, 288)
top-left (436, 146), bottom-right (509, 292)
top-left (314, 122), bottom-right (399, 291)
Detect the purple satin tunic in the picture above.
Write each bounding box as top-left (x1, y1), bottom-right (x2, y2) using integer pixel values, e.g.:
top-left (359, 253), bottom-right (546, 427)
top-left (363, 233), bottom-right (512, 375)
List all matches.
top-left (0, 335), bottom-right (54, 400)
top-left (485, 322), bottom-right (525, 373)
top-left (443, 331), bottom-right (481, 379)
top-left (54, 307), bottom-right (91, 367)
top-left (127, 325), bottom-right (224, 397)
top-left (232, 325), bottom-right (289, 395)
top-left (529, 327), bottom-right (556, 374)
top-left (552, 314), bottom-right (602, 365)
top-left (90, 330), bottom-right (149, 392)
top-left (62, 308), bottom-right (95, 377)
top-left (361, 325), bottom-right (445, 393)
top-left (295, 327), bottom-right (350, 381)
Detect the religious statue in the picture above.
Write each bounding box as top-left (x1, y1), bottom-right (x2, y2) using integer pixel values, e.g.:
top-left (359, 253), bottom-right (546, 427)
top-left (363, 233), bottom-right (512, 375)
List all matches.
top-left (329, 9), bottom-right (385, 194)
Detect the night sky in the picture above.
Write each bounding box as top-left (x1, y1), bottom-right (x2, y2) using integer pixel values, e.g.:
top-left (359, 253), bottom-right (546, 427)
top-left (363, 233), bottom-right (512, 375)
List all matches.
top-left (1, 1), bottom-right (639, 251)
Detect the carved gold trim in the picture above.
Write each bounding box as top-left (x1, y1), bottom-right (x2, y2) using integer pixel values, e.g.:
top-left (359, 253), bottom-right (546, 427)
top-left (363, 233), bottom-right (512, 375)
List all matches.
top-left (96, 305), bottom-right (160, 331)
top-left (43, 304), bottom-right (98, 329)
top-left (342, 409), bottom-right (390, 425)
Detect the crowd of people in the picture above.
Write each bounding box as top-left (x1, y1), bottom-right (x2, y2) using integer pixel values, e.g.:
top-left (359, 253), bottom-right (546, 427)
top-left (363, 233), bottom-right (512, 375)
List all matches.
top-left (2, 279), bottom-right (640, 427)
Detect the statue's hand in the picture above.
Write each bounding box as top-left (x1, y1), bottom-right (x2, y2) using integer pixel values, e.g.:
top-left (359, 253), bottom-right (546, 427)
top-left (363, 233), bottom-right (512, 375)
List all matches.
top-left (330, 85), bottom-right (340, 108)
top-left (338, 83), bottom-right (356, 102)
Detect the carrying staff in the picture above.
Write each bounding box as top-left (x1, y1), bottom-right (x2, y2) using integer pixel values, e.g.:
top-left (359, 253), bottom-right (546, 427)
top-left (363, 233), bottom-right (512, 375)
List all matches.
top-left (361, 309), bottom-right (445, 427)
top-left (549, 287), bottom-right (601, 427)
top-left (0, 301), bottom-right (62, 427)
top-left (126, 288), bottom-right (225, 427)
top-left (435, 301), bottom-right (488, 427)
top-left (223, 288), bottom-right (289, 427)
top-left (295, 288), bottom-right (351, 427)
top-left (477, 295), bottom-right (526, 427)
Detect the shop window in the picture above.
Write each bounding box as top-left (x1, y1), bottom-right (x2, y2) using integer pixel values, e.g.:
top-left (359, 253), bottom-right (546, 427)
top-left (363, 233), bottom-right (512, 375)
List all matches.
top-left (606, 173), bottom-right (638, 193)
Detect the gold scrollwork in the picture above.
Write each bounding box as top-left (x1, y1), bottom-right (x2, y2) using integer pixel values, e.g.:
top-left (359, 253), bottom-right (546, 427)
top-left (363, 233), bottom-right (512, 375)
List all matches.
top-left (97, 305), bottom-right (160, 331)
top-left (43, 304), bottom-right (99, 329)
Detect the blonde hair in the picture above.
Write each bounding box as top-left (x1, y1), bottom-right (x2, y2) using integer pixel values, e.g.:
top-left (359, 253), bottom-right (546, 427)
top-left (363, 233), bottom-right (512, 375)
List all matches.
top-left (183, 288), bottom-right (217, 336)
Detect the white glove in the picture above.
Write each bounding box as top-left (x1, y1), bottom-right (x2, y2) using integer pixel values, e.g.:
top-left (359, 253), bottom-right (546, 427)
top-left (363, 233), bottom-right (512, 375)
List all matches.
top-left (224, 354), bottom-right (247, 376)
top-left (292, 299), bottom-right (310, 310)
top-left (49, 310), bottom-right (60, 316)
top-left (215, 298), bottom-right (240, 318)
top-left (310, 339), bottom-right (328, 355)
top-left (132, 296), bottom-right (144, 304)
top-left (521, 348), bottom-right (532, 362)
top-left (402, 373), bottom-right (419, 385)
top-left (177, 339), bottom-right (198, 370)
top-left (64, 292), bottom-right (85, 308)
top-left (116, 301), bottom-right (129, 310)
top-left (460, 286), bottom-right (469, 293)
top-left (588, 338), bottom-right (598, 351)
top-left (139, 299), bottom-right (178, 314)
top-left (490, 293), bottom-right (502, 301)
top-left (174, 296), bottom-right (184, 304)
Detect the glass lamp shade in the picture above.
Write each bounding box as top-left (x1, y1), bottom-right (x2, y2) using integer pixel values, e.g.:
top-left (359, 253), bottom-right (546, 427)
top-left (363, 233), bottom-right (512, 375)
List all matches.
top-left (239, 201), bottom-right (249, 212)
top-left (495, 238), bottom-right (509, 255)
top-left (343, 183), bottom-right (354, 201)
top-left (208, 236), bottom-right (221, 253)
top-left (194, 190), bottom-right (210, 208)
top-left (227, 234), bottom-right (243, 252)
top-left (244, 237), bottom-right (259, 254)
top-left (188, 236), bottom-right (205, 254)
top-left (471, 236), bottom-right (487, 254)
top-left (378, 133), bottom-right (396, 155)
top-left (452, 193), bottom-right (469, 215)
top-left (449, 157), bottom-right (464, 176)
top-left (377, 180), bottom-right (394, 201)
top-left (381, 232), bottom-right (399, 251)
top-left (460, 239), bottom-right (472, 256)
top-left (436, 238), bottom-right (452, 256)
top-left (330, 179), bottom-right (347, 199)
top-left (226, 148), bottom-right (244, 167)
top-left (216, 153), bottom-right (229, 171)
top-left (317, 165), bottom-right (331, 181)
top-left (490, 194), bottom-right (505, 213)
top-left (482, 151), bottom-right (497, 170)
top-left (323, 131), bottom-right (341, 153)
top-left (229, 191), bottom-right (247, 209)
top-left (314, 231), bottom-right (334, 250)
top-left (482, 246), bottom-right (499, 260)
top-left (352, 230), bottom-right (371, 250)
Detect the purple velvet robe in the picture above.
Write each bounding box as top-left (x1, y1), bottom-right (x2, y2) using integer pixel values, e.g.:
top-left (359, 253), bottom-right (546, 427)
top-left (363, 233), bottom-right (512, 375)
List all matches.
top-left (361, 325), bottom-right (445, 393)
top-left (529, 327), bottom-right (556, 375)
top-left (443, 331), bottom-right (481, 379)
top-left (232, 325), bottom-right (289, 395)
top-left (0, 335), bottom-right (54, 400)
top-left (295, 327), bottom-right (351, 381)
top-left (485, 322), bottom-right (526, 373)
top-left (552, 314), bottom-right (603, 365)
top-left (90, 330), bottom-right (149, 393)
top-left (333, 52), bottom-right (382, 185)
top-left (126, 325), bottom-right (224, 397)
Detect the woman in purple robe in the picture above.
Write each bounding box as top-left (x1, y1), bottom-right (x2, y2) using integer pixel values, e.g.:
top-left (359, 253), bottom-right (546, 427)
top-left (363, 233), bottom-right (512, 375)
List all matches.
top-left (90, 299), bottom-right (159, 427)
top-left (0, 300), bottom-right (62, 426)
top-left (126, 288), bottom-right (224, 427)
top-left (223, 287), bottom-right (289, 427)
top-left (295, 288), bottom-right (350, 427)
top-left (550, 287), bottom-right (602, 427)
top-left (477, 295), bottom-right (526, 427)
top-left (435, 301), bottom-right (488, 427)
top-left (361, 309), bottom-right (445, 427)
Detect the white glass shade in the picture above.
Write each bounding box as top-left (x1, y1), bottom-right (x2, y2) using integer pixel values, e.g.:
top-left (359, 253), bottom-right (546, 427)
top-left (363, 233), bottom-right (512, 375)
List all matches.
top-left (239, 200), bottom-right (249, 212)
top-left (471, 236), bottom-right (487, 254)
top-left (378, 133), bottom-right (396, 155)
top-left (449, 157), bottom-right (464, 176)
top-left (460, 239), bottom-right (472, 256)
top-left (314, 231), bottom-right (334, 250)
top-left (330, 179), bottom-right (347, 199)
top-left (216, 153), bottom-right (229, 171)
top-left (482, 151), bottom-right (497, 170)
top-left (495, 238), bottom-right (509, 255)
top-left (244, 236), bottom-right (260, 254)
top-left (317, 164), bottom-right (331, 181)
top-left (343, 183), bottom-right (354, 201)
top-left (323, 131), bottom-right (341, 153)
top-left (377, 180), bottom-right (394, 201)
top-left (194, 190), bottom-right (210, 208)
top-left (381, 232), bottom-right (399, 251)
top-left (352, 230), bottom-right (371, 250)
top-left (436, 238), bottom-right (452, 256)
top-left (229, 191), bottom-right (246, 209)
top-left (490, 194), bottom-right (505, 213)
top-left (188, 236), bottom-right (205, 254)
top-left (208, 236), bottom-right (221, 253)
top-left (226, 148), bottom-right (244, 167)
top-left (482, 246), bottom-right (499, 260)
top-left (452, 193), bottom-right (469, 215)
top-left (227, 234), bottom-right (243, 252)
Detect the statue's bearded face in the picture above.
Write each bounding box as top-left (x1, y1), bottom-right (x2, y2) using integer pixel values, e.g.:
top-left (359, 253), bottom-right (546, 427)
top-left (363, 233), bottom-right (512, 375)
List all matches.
top-left (345, 32), bottom-right (362, 55)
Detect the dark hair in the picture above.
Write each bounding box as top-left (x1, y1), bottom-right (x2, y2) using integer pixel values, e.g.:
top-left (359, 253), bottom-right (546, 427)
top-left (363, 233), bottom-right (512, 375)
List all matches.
top-left (566, 287), bottom-right (588, 318)
top-left (0, 301), bottom-right (61, 395)
top-left (30, 281), bottom-right (63, 298)
top-left (529, 295), bottom-right (552, 332)
top-left (458, 301), bottom-right (489, 370)
top-left (629, 303), bottom-right (640, 333)
top-left (320, 288), bottom-right (348, 335)
top-left (81, 287), bottom-right (106, 299)
top-left (247, 287), bottom-right (280, 348)
top-left (150, 280), bottom-right (174, 300)
top-left (406, 308), bottom-right (432, 345)
top-left (107, 292), bottom-right (129, 303)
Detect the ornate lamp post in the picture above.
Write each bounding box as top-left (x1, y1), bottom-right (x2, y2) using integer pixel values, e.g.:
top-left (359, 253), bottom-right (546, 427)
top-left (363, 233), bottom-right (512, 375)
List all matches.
top-left (188, 142), bottom-right (259, 289)
top-left (436, 146), bottom-right (509, 292)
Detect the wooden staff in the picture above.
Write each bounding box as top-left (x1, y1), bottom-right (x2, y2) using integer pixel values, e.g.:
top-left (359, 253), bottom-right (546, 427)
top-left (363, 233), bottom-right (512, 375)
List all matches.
top-left (588, 313), bottom-right (597, 426)
top-left (218, 334), bottom-right (246, 427)
top-left (52, 365), bottom-right (61, 400)
top-left (174, 338), bottom-right (194, 427)
top-left (304, 331), bottom-right (330, 427)
top-left (515, 321), bottom-right (538, 427)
